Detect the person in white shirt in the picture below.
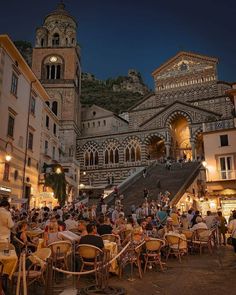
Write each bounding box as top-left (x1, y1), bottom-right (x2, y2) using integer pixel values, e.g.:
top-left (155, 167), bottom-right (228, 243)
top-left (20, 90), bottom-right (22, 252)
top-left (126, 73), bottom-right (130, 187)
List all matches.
top-left (191, 217), bottom-right (208, 231)
top-left (0, 200), bottom-right (14, 242)
top-left (204, 211), bottom-right (216, 229)
top-left (228, 211), bottom-right (236, 253)
top-left (65, 214), bottom-right (78, 230)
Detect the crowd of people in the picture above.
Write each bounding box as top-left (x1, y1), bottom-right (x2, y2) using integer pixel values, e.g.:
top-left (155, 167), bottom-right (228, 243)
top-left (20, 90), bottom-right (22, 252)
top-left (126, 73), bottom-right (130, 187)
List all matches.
top-left (0, 193), bottom-right (236, 255)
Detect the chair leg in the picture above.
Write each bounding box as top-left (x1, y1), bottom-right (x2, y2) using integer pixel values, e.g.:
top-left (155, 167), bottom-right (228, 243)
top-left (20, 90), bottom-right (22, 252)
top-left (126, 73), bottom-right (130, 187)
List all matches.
top-left (144, 256), bottom-right (148, 273)
top-left (137, 259), bottom-right (142, 279)
top-left (166, 248), bottom-right (171, 261)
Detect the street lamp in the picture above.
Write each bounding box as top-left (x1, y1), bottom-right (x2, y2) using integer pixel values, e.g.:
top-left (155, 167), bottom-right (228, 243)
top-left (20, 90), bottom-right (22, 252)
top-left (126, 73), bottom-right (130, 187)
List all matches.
top-left (55, 167), bottom-right (62, 174)
top-left (0, 141), bottom-right (13, 164)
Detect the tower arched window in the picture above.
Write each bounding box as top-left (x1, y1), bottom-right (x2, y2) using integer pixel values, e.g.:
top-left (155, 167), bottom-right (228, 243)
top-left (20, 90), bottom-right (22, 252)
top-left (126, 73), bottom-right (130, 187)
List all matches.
top-left (84, 144), bottom-right (99, 167)
top-left (52, 33), bottom-right (60, 46)
top-left (41, 38), bottom-right (45, 47)
top-left (52, 101), bottom-right (58, 116)
top-left (124, 138), bottom-right (142, 163)
top-left (43, 56), bottom-right (64, 80)
top-left (104, 141), bottom-right (119, 165)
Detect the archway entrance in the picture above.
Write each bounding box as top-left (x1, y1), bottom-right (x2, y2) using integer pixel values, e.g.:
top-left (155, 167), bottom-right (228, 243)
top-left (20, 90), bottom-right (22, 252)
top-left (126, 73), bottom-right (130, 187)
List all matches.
top-left (169, 116), bottom-right (192, 160)
top-left (147, 136), bottom-right (165, 160)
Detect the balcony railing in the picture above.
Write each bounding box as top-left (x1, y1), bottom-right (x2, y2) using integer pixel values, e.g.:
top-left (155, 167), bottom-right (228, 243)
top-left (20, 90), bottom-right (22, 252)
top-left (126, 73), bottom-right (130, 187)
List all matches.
top-left (207, 170), bottom-right (236, 181)
top-left (203, 119), bottom-right (235, 132)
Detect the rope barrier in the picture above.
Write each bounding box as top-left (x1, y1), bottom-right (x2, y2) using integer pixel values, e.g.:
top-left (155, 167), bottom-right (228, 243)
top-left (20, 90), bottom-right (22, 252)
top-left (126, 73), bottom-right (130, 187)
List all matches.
top-left (52, 241), bottom-right (132, 275)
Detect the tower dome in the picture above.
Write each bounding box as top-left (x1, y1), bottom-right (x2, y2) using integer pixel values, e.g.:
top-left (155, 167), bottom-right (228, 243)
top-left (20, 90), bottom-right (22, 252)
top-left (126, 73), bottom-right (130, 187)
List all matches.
top-left (35, 2), bottom-right (78, 48)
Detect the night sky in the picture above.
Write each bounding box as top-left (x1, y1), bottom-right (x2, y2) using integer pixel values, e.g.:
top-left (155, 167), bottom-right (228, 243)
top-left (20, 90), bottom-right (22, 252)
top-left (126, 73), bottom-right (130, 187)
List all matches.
top-left (0, 0), bottom-right (236, 88)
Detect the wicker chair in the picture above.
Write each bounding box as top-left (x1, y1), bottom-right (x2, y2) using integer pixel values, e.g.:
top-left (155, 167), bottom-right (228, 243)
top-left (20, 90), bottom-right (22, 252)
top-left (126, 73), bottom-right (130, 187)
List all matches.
top-left (48, 241), bottom-right (72, 270)
top-left (165, 234), bottom-right (188, 263)
top-left (144, 239), bottom-right (165, 273)
top-left (119, 241), bottom-right (143, 279)
top-left (192, 229), bottom-right (213, 255)
top-left (76, 244), bottom-right (103, 285)
top-left (0, 243), bottom-right (15, 251)
top-left (181, 230), bottom-right (194, 253)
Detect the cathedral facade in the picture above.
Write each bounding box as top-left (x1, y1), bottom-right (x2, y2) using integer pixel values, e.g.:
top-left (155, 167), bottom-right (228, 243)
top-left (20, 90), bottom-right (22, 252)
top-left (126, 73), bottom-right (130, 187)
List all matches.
top-left (78, 52), bottom-right (234, 188)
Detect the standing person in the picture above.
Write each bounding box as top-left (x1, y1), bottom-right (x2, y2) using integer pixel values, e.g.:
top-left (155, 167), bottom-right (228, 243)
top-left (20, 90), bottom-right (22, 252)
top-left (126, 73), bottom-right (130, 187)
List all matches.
top-left (204, 211), bottom-right (216, 229)
top-left (228, 211), bottom-right (236, 253)
top-left (217, 211), bottom-right (227, 245)
top-left (170, 208), bottom-right (180, 228)
top-left (0, 200), bottom-right (14, 242)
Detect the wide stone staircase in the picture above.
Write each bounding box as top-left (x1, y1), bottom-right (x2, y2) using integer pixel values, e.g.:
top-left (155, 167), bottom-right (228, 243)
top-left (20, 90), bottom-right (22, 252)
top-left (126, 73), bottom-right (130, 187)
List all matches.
top-left (116, 161), bottom-right (202, 214)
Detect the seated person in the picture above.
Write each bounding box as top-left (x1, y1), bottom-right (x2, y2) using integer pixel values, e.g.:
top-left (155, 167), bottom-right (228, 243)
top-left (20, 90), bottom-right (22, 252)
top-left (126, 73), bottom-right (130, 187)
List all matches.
top-left (79, 223), bottom-right (104, 250)
top-left (16, 221), bottom-right (37, 253)
top-left (44, 216), bottom-right (63, 246)
top-left (97, 216), bottom-right (113, 236)
top-left (191, 217), bottom-right (208, 231)
top-left (65, 214), bottom-right (78, 230)
top-left (78, 220), bottom-right (88, 237)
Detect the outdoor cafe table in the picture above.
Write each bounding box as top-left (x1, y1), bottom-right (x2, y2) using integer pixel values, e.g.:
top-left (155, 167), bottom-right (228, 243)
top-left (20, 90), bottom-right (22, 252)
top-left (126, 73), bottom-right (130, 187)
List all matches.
top-left (103, 240), bottom-right (119, 274)
top-left (0, 249), bottom-right (18, 279)
top-left (58, 231), bottom-right (81, 243)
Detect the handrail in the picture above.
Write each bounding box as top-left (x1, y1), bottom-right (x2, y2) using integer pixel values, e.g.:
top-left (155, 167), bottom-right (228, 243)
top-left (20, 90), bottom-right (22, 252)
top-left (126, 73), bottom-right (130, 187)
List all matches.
top-left (170, 162), bottom-right (202, 206)
top-left (52, 241), bottom-right (131, 275)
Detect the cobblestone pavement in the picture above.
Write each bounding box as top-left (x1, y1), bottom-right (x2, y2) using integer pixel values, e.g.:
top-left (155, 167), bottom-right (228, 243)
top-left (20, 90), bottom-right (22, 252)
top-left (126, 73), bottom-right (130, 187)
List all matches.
top-left (30, 245), bottom-right (236, 295)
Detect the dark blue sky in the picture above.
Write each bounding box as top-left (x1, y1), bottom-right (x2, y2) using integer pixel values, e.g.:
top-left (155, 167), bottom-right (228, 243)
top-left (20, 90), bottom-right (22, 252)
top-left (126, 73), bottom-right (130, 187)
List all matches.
top-left (0, 0), bottom-right (236, 88)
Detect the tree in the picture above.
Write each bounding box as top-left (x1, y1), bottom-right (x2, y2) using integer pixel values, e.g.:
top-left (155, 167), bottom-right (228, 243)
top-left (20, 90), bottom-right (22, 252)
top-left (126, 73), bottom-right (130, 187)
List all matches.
top-left (44, 170), bottom-right (67, 206)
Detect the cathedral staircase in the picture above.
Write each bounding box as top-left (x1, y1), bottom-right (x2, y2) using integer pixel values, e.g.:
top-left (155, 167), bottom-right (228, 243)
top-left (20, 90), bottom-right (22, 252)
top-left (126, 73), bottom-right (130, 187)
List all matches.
top-left (107, 161), bottom-right (202, 214)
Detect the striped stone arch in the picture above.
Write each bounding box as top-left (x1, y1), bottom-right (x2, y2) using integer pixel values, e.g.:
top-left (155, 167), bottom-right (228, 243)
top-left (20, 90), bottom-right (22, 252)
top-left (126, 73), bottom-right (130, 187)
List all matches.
top-left (101, 138), bottom-right (120, 149)
top-left (81, 140), bottom-right (100, 152)
top-left (164, 110), bottom-right (192, 127)
top-left (144, 132), bottom-right (166, 145)
top-left (122, 135), bottom-right (142, 146)
top-left (192, 127), bottom-right (203, 142)
top-left (122, 135), bottom-right (142, 163)
top-left (101, 138), bottom-right (120, 165)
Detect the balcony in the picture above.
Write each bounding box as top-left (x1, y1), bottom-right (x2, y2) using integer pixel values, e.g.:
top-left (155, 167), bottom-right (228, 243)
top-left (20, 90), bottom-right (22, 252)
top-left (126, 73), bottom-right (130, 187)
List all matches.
top-left (203, 119), bottom-right (235, 133)
top-left (207, 170), bottom-right (236, 182)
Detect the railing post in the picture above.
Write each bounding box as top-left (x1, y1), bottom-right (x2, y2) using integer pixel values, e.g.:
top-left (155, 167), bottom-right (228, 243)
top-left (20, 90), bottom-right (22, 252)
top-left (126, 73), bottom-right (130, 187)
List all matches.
top-left (44, 257), bottom-right (53, 295)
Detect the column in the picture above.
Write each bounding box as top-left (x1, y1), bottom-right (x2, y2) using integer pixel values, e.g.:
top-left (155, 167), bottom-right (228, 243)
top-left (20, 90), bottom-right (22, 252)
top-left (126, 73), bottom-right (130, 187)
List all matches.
top-left (165, 143), bottom-right (170, 158)
top-left (191, 141), bottom-right (196, 160)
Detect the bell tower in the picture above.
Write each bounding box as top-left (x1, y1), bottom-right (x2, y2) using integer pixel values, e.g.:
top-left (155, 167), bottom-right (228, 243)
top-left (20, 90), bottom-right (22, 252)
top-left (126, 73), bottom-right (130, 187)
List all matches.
top-left (32, 2), bottom-right (81, 197)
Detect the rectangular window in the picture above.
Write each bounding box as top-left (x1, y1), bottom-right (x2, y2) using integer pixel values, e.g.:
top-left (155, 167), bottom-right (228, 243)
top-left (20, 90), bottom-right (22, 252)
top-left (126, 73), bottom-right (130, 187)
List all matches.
top-left (45, 140), bottom-right (48, 154)
top-left (11, 73), bottom-right (18, 96)
top-left (52, 146), bottom-right (55, 159)
top-left (28, 132), bottom-right (33, 150)
top-left (3, 163), bottom-right (10, 181)
top-left (46, 115), bottom-right (49, 129)
top-left (7, 115), bottom-right (15, 137)
top-left (30, 97), bottom-right (36, 115)
top-left (103, 120), bottom-right (106, 126)
top-left (27, 157), bottom-right (31, 167)
top-left (219, 156), bottom-right (233, 179)
top-left (220, 135), bottom-right (228, 147)
top-left (53, 123), bottom-right (56, 135)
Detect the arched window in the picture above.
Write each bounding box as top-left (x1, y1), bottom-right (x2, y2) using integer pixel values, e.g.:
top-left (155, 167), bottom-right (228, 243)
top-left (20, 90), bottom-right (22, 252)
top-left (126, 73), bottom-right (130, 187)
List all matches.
top-left (41, 38), bottom-right (45, 47)
top-left (85, 152), bottom-right (89, 166)
top-left (52, 33), bottom-right (60, 46)
top-left (104, 141), bottom-right (119, 165)
top-left (43, 55), bottom-right (63, 80)
top-left (115, 149), bottom-right (119, 163)
top-left (84, 144), bottom-right (99, 167)
top-left (52, 101), bottom-right (58, 116)
top-left (124, 138), bottom-right (142, 162)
